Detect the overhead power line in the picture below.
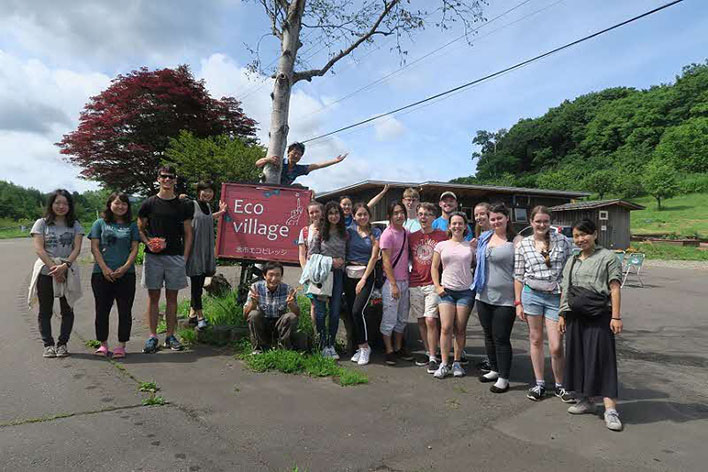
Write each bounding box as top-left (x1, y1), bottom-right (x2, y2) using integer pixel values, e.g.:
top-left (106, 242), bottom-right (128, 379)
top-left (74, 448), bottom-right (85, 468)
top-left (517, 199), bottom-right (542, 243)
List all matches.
top-left (301, 0), bottom-right (684, 144)
top-left (302, 0), bottom-right (539, 119)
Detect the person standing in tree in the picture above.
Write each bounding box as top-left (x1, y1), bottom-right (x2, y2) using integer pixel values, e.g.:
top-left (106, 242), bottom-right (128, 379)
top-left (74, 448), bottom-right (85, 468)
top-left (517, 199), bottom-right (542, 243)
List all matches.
top-left (255, 142), bottom-right (348, 186)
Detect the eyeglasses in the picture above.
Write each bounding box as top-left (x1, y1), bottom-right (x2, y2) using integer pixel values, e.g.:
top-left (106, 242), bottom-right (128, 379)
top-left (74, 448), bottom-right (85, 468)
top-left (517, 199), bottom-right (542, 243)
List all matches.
top-left (159, 174), bottom-right (176, 180)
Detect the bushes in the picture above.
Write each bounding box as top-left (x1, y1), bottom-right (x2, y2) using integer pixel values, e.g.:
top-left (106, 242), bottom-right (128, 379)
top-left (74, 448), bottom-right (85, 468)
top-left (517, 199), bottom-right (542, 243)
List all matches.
top-left (679, 174), bottom-right (708, 194)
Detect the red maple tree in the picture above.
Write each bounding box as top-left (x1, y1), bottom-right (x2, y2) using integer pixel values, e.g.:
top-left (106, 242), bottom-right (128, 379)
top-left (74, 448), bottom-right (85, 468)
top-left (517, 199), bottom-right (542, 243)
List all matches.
top-left (58, 65), bottom-right (257, 195)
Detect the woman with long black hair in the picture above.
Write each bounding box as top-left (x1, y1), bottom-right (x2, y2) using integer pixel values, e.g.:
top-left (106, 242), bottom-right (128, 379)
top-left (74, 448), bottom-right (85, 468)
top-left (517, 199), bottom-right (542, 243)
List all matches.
top-left (29, 189), bottom-right (84, 358)
top-left (88, 192), bottom-right (140, 358)
top-left (559, 218), bottom-right (624, 431)
top-left (310, 201), bottom-right (347, 359)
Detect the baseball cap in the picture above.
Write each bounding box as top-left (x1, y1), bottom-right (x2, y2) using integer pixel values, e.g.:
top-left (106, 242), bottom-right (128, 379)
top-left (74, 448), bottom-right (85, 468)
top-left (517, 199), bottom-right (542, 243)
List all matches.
top-left (439, 191), bottom-right (457, 201)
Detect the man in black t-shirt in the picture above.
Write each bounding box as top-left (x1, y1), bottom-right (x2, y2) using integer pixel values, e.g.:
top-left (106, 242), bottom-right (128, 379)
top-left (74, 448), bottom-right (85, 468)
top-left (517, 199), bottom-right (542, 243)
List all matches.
top-left (138, 165), bottom-right (193, 353)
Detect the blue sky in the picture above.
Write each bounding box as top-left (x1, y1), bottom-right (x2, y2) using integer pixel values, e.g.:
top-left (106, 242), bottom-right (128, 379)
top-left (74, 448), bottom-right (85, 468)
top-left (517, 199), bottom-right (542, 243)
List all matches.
top-left (1, 0), bottom-right (706, 194)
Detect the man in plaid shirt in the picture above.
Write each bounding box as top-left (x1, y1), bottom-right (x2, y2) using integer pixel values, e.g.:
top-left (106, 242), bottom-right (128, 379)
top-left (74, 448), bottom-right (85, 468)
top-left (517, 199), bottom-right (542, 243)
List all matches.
top-left (244, 261), bottom-right (300, 352)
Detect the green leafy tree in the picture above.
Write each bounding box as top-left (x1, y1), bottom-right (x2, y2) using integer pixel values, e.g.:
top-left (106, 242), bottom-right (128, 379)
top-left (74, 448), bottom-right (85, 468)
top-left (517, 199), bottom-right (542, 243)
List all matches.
top-left (642, 159), bottom-right (679, 210)
top-left (165, 131), bottom-right (265, 198)
top-left (584, 169), bottom-right (616, 199)
top-left (654, 117), bottom-right (708, 173)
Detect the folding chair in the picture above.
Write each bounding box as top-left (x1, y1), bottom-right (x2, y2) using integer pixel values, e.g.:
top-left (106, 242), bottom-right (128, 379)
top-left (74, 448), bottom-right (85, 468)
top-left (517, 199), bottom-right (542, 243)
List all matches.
top-left (622, 253), bottom-right (645, 287)
top-left (614, 250), bottom-right (626, 271)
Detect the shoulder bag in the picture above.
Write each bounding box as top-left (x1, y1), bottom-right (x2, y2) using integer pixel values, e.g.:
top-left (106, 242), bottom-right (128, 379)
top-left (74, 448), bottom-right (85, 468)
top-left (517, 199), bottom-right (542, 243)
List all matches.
top-left (567, 256), bottom-right (610, 318)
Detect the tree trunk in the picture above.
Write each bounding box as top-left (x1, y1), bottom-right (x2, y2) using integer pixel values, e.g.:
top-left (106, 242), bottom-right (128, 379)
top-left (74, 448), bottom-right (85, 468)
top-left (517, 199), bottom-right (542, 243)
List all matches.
top-left (263, 1), bottom-right (306, 184)
top-left (656, 196), bottom-right (662, 210)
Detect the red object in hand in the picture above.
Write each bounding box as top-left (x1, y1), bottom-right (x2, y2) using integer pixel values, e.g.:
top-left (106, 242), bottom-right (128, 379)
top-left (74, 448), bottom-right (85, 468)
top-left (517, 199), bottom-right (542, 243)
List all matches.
top-left (148, 237), bottom-right (166, 252)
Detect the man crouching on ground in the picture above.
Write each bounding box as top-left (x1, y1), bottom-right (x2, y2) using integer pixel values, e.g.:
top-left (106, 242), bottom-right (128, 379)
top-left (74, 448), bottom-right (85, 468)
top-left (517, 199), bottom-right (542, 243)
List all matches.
top-left (244, 261), bottom-right (300, 353)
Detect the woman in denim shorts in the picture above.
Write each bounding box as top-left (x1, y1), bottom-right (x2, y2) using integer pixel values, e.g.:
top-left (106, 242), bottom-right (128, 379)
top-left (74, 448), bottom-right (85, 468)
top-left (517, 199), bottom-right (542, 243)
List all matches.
top-left (513, 206), bottom-right (572, 402)
top-left (431, 212), bottom-right (475, 379)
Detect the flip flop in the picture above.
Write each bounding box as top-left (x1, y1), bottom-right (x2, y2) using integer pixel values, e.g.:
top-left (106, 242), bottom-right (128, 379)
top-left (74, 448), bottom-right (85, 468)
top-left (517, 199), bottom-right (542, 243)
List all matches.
top-left (94, 345), bottom-right (110, 357)
top-left (112, 346), bottom-right (126, 359)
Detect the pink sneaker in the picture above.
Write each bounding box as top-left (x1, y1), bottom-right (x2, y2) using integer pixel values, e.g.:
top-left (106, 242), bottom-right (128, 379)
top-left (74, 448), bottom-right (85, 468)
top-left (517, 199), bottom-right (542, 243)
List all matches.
top-left (94, 345), bottom-right (110, 357)
top-left (112, 346), bottom-right (126, 359)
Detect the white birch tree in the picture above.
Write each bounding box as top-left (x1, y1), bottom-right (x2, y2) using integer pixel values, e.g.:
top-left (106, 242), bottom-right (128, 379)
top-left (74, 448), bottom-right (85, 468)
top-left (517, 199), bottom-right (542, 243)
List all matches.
top-left (250, 0), bottom-right (486, 183)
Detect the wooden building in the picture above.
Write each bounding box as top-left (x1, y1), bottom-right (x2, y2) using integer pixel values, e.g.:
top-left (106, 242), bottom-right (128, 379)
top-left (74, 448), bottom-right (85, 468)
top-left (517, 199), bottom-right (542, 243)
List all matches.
top-left (316, 180), bottom-right (590, 228)
top-left (550, 199), bottom-right (645, 249)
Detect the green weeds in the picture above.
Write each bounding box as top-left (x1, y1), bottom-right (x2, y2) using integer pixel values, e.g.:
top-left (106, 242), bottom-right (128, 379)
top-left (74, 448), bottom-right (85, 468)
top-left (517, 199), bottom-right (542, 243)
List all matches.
top-left (138, 381), bottom-right (159, 394)
top-left (240, 350), bottom-right (368, 387)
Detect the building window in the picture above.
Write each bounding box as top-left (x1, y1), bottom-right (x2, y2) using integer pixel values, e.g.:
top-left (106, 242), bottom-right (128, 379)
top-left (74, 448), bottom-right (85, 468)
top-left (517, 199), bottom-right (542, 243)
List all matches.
top-left (599, 210), bottom-right (609, 220)
top-left (513, 208), bottom-right (528, 223)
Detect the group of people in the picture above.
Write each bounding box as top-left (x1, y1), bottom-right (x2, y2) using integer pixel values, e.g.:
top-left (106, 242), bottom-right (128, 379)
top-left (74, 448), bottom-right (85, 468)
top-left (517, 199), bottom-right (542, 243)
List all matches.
top-left (28, 143), bottom-right (626, 432)
top-left (29, 165), bottom-right (224, 360)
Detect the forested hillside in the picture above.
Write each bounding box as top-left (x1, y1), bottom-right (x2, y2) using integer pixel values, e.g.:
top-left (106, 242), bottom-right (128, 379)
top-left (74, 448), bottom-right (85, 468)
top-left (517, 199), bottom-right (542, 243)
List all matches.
top-left (455, 62), bottom-right (708, 202)
top-left (0, 181), bottom-right (111, 223)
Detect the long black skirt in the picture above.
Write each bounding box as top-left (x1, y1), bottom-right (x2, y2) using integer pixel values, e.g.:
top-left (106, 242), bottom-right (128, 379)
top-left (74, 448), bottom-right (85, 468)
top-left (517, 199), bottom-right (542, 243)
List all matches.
top-left (564, 310), bottom-right (618, 399)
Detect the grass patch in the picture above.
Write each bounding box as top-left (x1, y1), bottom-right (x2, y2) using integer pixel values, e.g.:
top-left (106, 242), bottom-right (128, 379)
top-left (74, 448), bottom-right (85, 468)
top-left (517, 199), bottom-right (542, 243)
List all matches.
top-left (177, 327), bottom-right (198, 346)
top-left (239, 349), bottom-right (368, 387)
top-left (630, 242), bottom-right (708, 261)
top-left (336, 368), bottom-right (369, 386)
top-left (631, 193), bottom-right (708, 238)
top-left (85, 339), bottom-right (101, 349)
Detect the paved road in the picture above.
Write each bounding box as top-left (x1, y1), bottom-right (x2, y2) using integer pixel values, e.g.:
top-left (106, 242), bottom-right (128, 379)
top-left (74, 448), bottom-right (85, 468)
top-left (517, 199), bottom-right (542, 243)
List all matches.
top-left (1, 237), bottom-right (707, 472)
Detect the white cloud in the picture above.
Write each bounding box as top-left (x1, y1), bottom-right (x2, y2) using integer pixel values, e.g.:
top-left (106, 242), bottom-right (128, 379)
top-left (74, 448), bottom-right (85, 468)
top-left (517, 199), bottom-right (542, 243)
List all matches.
top-left (373, 116), bottom-right (406, 141)
top-left (0, 51), bottom-right (111, 192)
top-left (0, 131), bottom-right (97, 192)
top-left (0, 0), bottom-right (236, 66)
top-left (198, 53), bottom-right (332, 144)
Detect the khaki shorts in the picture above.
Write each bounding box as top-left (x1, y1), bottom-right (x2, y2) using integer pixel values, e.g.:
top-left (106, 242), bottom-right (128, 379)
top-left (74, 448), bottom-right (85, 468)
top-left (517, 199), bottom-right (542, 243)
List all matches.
top-left (141, 253), bottom-right (188, 291)
top-left (409, 285), bottom-right (440, 319)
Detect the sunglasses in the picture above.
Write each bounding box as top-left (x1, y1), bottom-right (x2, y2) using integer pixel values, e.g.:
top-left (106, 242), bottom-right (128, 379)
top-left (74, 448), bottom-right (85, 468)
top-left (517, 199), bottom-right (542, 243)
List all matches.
top-left (541, 249), bottom-right (551, 268)
top-left (159, 174), bottom-right (176, 180)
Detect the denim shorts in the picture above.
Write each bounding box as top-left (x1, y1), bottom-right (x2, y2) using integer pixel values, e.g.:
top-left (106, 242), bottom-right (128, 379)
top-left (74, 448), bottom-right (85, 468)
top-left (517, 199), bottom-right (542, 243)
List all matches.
top-left (521, 285), bottom-right (560, 321)
top-left (439, 288), bottom-right (475, 308)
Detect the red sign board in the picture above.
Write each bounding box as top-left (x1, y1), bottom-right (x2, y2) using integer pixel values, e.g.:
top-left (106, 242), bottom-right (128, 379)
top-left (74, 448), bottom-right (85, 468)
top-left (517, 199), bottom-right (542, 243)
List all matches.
top-left (216, 183), bottom-right (312, 264)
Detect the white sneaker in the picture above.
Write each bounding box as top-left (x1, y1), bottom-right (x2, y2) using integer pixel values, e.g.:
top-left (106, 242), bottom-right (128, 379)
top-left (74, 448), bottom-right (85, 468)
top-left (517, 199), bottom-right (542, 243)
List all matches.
top-left (330, 347), bottom-right (340, 360)
top-left (357, 347), bottom-right (371, 366)
top-left (322, 347), bottom-right (331, 358)
top-left (433, 363), bottom-right (450, 379)
top-left (351, 349), bottom-right (361, 363)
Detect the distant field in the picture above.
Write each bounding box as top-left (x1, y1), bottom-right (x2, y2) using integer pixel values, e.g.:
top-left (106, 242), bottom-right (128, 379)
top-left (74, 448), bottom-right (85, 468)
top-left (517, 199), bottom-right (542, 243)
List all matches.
top-left (0, 218), bottom-right (33, 239)
top-left (630, 193), bottom-right (708, 238)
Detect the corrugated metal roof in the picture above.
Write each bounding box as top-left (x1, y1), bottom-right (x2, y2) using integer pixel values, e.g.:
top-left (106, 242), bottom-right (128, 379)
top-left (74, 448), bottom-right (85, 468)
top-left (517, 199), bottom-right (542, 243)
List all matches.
top-left (550, 199), bottom-right (645, 211)
top-left (316, 180), bottom-right (590, 200)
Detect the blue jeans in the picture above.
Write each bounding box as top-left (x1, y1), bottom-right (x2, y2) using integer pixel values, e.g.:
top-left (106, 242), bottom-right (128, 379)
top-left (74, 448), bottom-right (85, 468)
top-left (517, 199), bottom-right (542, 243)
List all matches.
top-left (313, 269), bottom-right (344, 349)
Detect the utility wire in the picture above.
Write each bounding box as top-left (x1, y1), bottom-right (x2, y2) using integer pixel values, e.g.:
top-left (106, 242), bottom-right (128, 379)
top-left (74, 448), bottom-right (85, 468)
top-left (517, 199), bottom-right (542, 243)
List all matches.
top-left (302, 0), bottom-right (538, 119)
top-left (301, 0), bottom-right (684, 144)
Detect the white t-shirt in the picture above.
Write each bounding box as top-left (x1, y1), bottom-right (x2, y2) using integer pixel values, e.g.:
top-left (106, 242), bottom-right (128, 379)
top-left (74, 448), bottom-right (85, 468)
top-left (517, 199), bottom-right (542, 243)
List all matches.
top-left (298, 224), bottom-right (318, 258)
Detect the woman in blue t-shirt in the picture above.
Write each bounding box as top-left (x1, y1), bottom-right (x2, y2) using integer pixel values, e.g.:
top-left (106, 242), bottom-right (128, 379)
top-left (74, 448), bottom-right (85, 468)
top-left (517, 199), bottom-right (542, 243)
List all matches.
top-left (88, 193), bottom-right (140, 358)
top-left (343, 203), bottom-right (381, 366)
